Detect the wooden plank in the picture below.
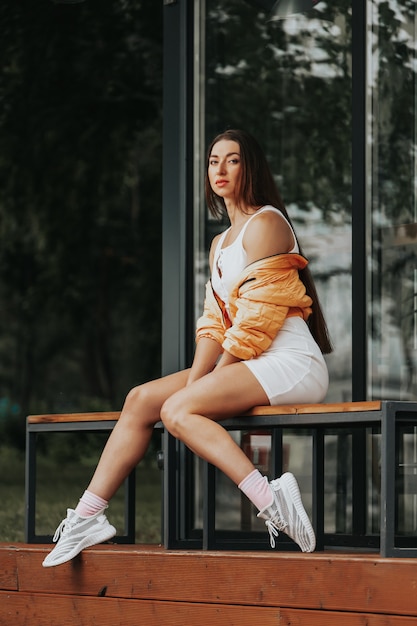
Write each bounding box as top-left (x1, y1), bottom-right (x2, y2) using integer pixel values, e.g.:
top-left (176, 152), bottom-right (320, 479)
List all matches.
top-left (294, 401), bottom-right (381, 414)
top-left (1, 591), bottom-right (416, 626)
top-left (278, 608), bottom-right (417, 625)
top-left (244, 401), bottom-right (380, 416)
top-left (0, 549), bottom-right (17, 591)
top-left (27, 401), bottom-right (382, 424)
top-left (246, 405), bottom-right (298, 415)
top-left (7, 545), bottom-right (417, 617)
top-left (215, 401), bottom-right (380, 417)
top-left (0, 591), bottom-right (281, 626)
top-left (27, 412), bottom-right (121, 424)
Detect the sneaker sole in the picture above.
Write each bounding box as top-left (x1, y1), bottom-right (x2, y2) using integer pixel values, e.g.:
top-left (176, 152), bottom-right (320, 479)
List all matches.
top-left (280, 472), bottom-right (316, 552)
top-left (42, 525), bottom-right (117, 567)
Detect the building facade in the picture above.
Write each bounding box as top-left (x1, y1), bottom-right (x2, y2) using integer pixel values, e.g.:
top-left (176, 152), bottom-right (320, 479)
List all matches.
top-left (161, 1), bottom-right (417, 546)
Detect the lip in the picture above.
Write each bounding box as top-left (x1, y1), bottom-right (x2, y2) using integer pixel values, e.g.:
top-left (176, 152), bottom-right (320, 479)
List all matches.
top-left (215, 179), bottom-right (228, 186)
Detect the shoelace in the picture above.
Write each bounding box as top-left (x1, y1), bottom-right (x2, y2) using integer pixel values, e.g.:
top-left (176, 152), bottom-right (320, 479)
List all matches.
top-left (52, 509), bottom-right (107, 543)
top-left (264, 511), bottom-right (288, 549)
top-left (52, 518), bottom-right (75, 542)
top-left (265, 519), bottom-right (279, 548)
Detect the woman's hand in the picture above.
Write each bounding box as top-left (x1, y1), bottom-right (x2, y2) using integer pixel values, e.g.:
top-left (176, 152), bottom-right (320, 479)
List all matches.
top-left (214, 350), bottom-right (242, 370)
top-left (187, 337), bottom-right (223, 385)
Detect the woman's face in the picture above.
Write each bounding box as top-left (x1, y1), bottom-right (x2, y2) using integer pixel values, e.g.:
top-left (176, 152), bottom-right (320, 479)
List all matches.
top-left (208, 139), bottom-right (242, 202)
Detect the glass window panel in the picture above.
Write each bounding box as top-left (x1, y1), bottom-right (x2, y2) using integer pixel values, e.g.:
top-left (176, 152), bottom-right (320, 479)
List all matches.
top-left (191, 0), bottom-right (353, 538)
top-left (194, 0), bottom-right (353, 402)
top-left (397, 425), bottom-right (417, 535)
top-left (324, 432), bottom-right (353, 534)
top-left (284, 432), bottom-right (313, 519)
top-left (366, 429), bottom-right (381, 535)
top-left (369, 2), bottom-right (417, 400)
top-left (368, 1), bottom-right (417, 537)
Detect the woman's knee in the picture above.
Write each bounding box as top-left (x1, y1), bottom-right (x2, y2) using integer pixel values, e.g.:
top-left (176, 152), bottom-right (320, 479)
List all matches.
top-left (124, 385), bottom-right (144, 410)
top-left (160, 394), bottom-right (187, 438)
top-left (122, 383), bottom-right (160, 426)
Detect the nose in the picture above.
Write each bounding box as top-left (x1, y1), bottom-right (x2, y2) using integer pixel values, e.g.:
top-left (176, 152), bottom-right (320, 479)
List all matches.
top-left (216, 159), bottom-right (226, 175)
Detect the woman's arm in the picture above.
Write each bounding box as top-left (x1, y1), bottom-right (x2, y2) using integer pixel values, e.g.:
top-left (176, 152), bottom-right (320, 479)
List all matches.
top-left (188, 233), bottom-right (225, 385)
top-left (187, 337), bottom-right (223, 385)
top-left (243, 211), bottom-right (293, 264)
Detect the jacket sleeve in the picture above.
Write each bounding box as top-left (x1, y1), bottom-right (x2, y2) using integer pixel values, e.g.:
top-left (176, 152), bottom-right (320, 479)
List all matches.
top-left (223, 269), bottom-right (309, 360)
top-left (195, 280), bottom-right (226, 346)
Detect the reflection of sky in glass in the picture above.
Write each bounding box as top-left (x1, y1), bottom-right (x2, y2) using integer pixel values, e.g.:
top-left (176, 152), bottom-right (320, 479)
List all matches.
top-left (282, 16), bottom-right (344, 79)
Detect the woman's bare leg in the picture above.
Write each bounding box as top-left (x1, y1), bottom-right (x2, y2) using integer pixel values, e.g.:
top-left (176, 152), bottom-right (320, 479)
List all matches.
top-left (42, 369), bottom-right (193, 567)
top-left (43, 362), bottom-right (315, 568)
top-left (87, 368), bottom-right (190, 500)
top-left (161, 362), bottom-right (269, 485)
top-left (161, 364), bottom-right (316, 554)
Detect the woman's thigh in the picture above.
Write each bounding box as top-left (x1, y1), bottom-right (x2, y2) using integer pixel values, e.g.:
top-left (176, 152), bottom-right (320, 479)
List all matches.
top-left (162, 362), bottom-right (269, 423)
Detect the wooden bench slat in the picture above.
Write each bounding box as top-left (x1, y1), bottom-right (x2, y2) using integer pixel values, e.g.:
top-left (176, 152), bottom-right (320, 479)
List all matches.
top-left (246, 401), bottom-right (381, 416)
top-left (28, 401), bottom-right (382, 424)
top-left (27, 412), bottom-right (121, 424)
top-left (245, 405), bottom-right (297, 415)
top-left (294, 401), bottom-right (381, 414)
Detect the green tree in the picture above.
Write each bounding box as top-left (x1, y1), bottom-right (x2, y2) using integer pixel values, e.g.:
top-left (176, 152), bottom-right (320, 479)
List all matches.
top-left (0, 0), bottom-right (163, 446)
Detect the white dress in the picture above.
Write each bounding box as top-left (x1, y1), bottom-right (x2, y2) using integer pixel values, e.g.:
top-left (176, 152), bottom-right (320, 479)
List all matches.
top-left (211, 206), bottom-right (329, 404)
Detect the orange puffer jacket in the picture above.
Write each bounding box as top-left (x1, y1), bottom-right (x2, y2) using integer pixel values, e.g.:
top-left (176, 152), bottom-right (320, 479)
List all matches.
top-left (196, 253), bottom-right (313, 360)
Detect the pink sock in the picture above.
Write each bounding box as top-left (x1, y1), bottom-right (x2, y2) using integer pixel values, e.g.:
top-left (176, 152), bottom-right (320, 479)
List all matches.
top-left (75, 490), bottom-right (108, 517)
top-left (238, 469), bottom-right (273, 512)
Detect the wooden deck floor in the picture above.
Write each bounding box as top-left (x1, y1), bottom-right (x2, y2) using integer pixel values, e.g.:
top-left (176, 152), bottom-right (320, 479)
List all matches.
top-left (1, 542), bottom-right (417, 625)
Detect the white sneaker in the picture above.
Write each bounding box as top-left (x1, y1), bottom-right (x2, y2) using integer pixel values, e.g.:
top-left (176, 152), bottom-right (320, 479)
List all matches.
top-left (257, 472), bottom-right (316, 553)
top-left (42, 508), bottom-right (117, 567)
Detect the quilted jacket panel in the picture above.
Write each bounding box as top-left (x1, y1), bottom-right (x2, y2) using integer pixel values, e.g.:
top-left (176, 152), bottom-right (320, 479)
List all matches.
top-left (196, 253), bottom-right (312, 360)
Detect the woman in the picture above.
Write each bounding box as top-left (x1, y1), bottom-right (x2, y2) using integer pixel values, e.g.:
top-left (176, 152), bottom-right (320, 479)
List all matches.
top-left (43, 129), bottom-right (332, 567)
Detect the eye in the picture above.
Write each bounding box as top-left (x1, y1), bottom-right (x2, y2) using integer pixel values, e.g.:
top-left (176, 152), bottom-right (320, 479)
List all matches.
top-left (209, 159), bottom-right (218, 166)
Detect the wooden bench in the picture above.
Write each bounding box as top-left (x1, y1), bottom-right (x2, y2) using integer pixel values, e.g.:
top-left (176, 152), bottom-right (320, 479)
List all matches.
top-left (26, 400), bottom-right (417, 557)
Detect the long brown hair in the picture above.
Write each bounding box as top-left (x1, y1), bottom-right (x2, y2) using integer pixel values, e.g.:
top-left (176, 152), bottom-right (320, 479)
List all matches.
top-left (205, 129), bottom-right (333, 354)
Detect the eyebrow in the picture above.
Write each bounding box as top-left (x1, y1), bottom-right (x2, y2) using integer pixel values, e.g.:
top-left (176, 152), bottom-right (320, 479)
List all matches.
top-left (209, 152), bottom-right (240, 158)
